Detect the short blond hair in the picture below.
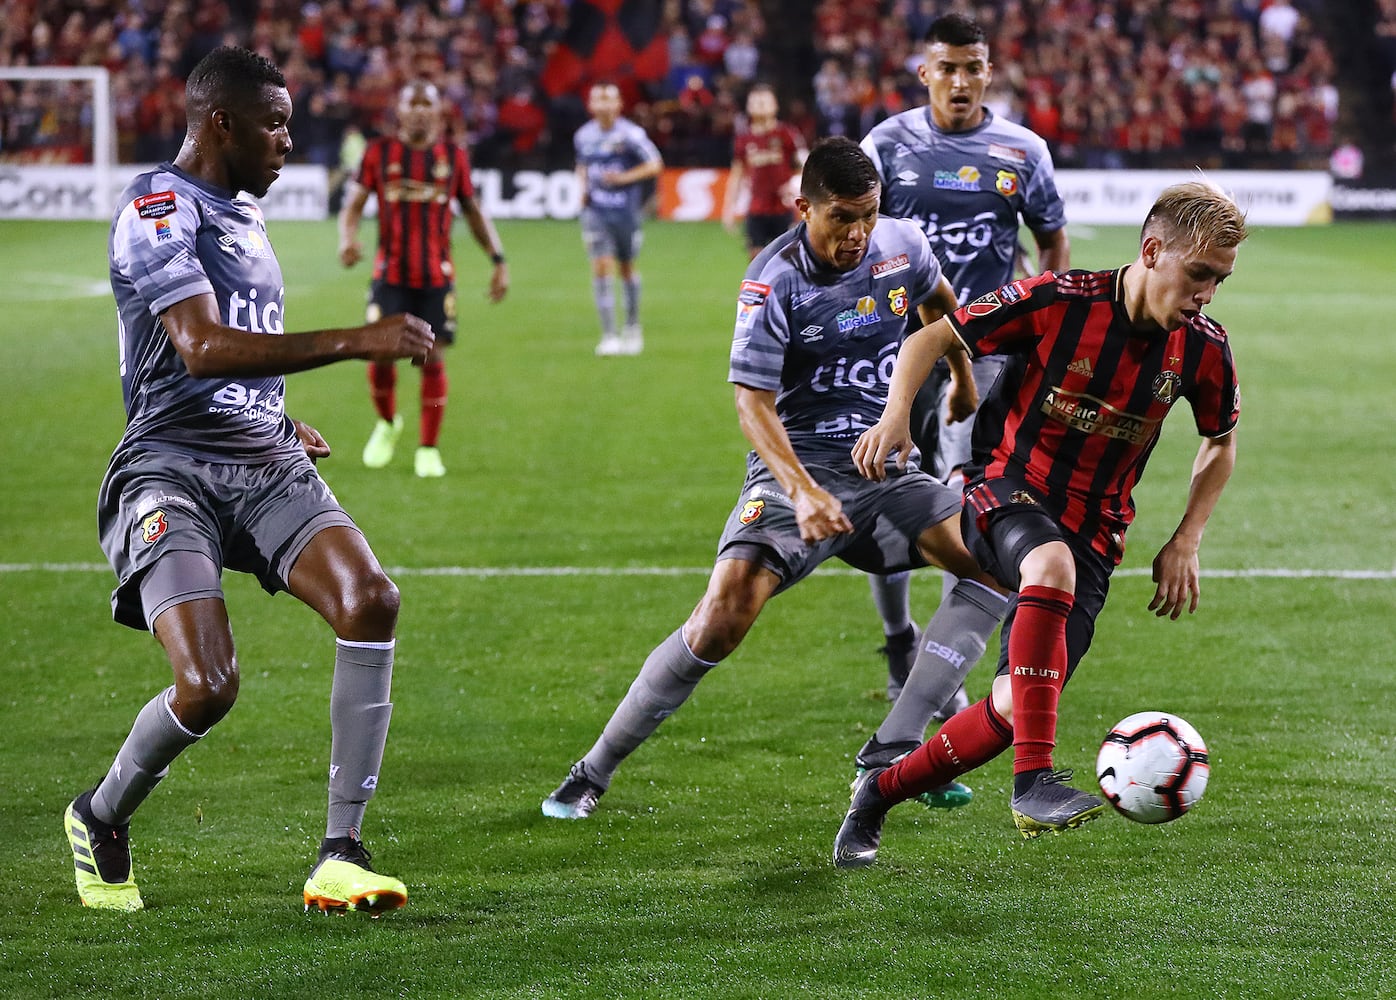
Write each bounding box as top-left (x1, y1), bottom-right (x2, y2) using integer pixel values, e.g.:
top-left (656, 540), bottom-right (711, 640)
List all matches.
top-left (1142, 181), bottom-right (1249, 252)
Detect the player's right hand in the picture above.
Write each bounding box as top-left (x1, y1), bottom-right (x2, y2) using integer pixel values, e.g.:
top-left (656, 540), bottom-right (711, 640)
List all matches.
top-left (792, 484), bottom-right (854, 543)
top-left (362, 312), bottom-right (435, 363)
top-left (851, 419), bottom-right (912, 482)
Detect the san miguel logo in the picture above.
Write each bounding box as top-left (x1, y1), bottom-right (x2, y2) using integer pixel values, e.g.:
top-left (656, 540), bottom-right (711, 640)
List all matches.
top-left (140, 510), bottom-right (168, 544)
top-left (887, 285), bottom-right (909, 317)
top-left (1152, 370), bottom-right (1183, 404)
top-left (739, 499), bottom-right (765, 524)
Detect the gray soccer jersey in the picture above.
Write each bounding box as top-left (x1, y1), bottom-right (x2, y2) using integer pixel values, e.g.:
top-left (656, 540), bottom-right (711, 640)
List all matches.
top-left (727, 216), bottom-right (943, 447)
top-left (108, 162), bottom-right (300, 464)
top-left (574, 117), bottom-right (662, 215)
top-left (861, 108), bottom-right (1065, 304)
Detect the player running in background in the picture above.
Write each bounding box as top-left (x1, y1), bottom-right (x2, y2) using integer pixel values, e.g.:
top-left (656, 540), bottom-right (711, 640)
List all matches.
top-left (541, 138), bottom-right (1009, 821)
top-left (834, 180), bottom-right (1246, 865)
top-left (338, 80), bottom-right (508, 479)
top-left (860, 13), bottom-right (1069, 723)
top-left (574, 82), bottom-right (663, 356)
top-left (63, 46), bottom-right (434, 913)
top-left (722, 83), bottom-right (807, 260)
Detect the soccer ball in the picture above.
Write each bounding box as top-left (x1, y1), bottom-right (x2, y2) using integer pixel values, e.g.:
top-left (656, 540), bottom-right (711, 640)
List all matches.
top-left (1095, 711), bottom-right (1210, 824)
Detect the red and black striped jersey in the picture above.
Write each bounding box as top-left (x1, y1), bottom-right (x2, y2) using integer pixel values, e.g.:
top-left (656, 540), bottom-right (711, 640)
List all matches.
top-left (356, 137), bottom-right (476, 289)
top-left (949, 268), bottom-right (1240, 561)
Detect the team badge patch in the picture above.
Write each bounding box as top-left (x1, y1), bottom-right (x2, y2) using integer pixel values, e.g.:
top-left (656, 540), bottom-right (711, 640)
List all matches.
top-left (1009, 490), bottom-right (1037, 506)
top-left (887, 286), bottom-right (909, 317)
top-left (1152, 371), bottom-right (1183, 404)
top-left (739, 499), bottom-right (765, 524)
top-left (140, 510), bottom-right (168, 544)
top-left (996, 170), bottom-right (1019, 196)
top-left (965, 291), bottom-right (1002, 317)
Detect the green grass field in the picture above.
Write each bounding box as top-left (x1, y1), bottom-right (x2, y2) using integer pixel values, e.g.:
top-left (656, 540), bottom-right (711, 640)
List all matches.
top-left (1, 216), bottom-right (1393, 999)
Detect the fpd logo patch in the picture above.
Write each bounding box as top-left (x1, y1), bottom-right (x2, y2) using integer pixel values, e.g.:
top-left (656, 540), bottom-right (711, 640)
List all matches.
top-left (739, 499), bottom-right (765, 524)
top-left (887, 285), bottom-right (909, 317)
top-left (141, 509), bottom-right (169, 544)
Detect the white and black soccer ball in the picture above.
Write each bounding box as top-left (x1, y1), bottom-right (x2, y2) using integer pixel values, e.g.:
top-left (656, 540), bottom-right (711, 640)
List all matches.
top-left (1096, 711), bottom-right (1210, 824)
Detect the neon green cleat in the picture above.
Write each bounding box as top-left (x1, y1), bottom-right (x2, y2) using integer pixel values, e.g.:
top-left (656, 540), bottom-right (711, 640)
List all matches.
top-left (414, 446), bottom-right (446, 478)
top-left (362, 415), bottom-right (404, 469)
top-left (303, 838), bottom-right (407, 916)
top-left (64, 791), bottom-right (143, 911)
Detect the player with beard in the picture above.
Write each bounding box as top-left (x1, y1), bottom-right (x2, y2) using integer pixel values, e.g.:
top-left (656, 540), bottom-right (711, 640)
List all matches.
top-left (63, 46), bottom-right (433, 913)
top-left (339, 80), bottom-right (508, 479)
top-left (541, 137), bottom-right (1008, 821)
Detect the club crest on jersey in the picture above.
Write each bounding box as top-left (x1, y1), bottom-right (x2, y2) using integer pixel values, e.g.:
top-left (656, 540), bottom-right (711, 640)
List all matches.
top-left (1152, 370), bottom-right (1183, 404)
top-left (140, 510), bottom-right (168, 544)
top-left (965, 290), bottom-right (1002, 317)
top-left (996, 170), bottom-right (1019, 196)
top-left (934, 166), bottom-right (980, 191)
top-left (871, 254), bottom-right (910, 278)
top-left (739, 499), bottom-right (765, 524)
top-left (887, 286), bottom-right (909, 317)
top-left (836, 296), bottom-right (880, 333)
top-left (1009, 490), bottom-right (1037, 506)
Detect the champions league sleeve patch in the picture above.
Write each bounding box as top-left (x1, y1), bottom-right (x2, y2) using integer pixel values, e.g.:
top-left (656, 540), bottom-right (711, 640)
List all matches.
top-left (736, 280), bottom-right (771, 329)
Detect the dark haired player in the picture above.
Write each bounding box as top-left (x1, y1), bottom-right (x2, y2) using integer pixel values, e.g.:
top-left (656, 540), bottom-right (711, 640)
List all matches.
top-left (722, 84), bottom-right (808, 259)
top-left (542, 137), bottom-right (1008, 820)
top-left (860, 12), bottom-right (1068, 726)
top-left (339, 79), bottom-right (508, 478)
top-left (834, 181), bottom-right (1247, 865)
top-left (62, 46), bottom-right (433, 912)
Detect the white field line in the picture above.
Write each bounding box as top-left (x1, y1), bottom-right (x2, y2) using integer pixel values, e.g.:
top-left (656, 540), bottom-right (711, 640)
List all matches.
top-left (1, 563), bottom-right (1392, 580)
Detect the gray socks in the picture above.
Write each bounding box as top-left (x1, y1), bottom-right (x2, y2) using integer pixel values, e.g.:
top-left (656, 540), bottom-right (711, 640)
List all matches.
top-left (91, 686), bottom-right (201, 826)
top-left (593, 276), bottom-right (617, 336)
top-left (622, 274), bottom-right (641, 327)
top-left (326, 638), bottom-right (395, 840)
top-left (580, 627), bottom-right (717, 787)
top-left (876, 579), bottom-right (1010, 745)
top-left (867, 570), bottom-right (914, 636)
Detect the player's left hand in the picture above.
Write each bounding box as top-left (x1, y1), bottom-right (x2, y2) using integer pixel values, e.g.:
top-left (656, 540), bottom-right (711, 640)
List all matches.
top-left (1148, 536), bottom-right (1201, 620)
top-left (293, 419), bottom-right (331, 461)
top-left (488, 263), bottom-right (509, 302)
top-left (945, 377), bottom-right (980, 424)
top-left (851, 418), bottom-right (913, 482)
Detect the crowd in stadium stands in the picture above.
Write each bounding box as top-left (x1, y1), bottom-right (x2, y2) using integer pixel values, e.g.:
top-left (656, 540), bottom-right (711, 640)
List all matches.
top-left (0, 0), bottom-right (1350, 176)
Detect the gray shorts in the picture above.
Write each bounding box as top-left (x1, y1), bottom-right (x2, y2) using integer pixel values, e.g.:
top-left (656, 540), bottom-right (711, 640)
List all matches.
top-left (581, 207), bottom-right (642, 262)
top-left (933, 353), bottom-right (1009, 480)
top-left (715, 445), bottom-right (962, 593)
top-left (97, 447), bottom-right (359, 630)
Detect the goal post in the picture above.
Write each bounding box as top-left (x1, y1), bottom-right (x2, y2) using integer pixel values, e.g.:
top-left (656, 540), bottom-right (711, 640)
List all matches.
top-left (0, 65), bottom-right (114, 215)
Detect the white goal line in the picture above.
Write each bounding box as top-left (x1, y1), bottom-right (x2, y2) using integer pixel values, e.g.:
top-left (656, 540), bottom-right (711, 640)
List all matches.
top-left (1, 563), bottom-right (1392, 580)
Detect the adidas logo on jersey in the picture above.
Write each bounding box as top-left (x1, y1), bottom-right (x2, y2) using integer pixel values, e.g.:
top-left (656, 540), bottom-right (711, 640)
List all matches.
top-left (1067, 357), bottom-right (1094, 377)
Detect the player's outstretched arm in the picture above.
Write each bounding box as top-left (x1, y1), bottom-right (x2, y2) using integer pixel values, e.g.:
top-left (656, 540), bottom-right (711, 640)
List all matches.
top-left (1149, 430), bottom-right (1238, 620)
top-left (162, 293), bottom-right (434, 379)
top-left (337, 181), bottom-right (370, 267)
top-left (734, 384), bottom-right (852, 543)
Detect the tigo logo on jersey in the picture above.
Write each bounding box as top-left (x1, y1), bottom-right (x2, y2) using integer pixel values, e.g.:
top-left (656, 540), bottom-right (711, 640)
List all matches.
top-left (140, 510), bottom-right (168, 544)
top-left (934, 166), bottom-right (981, 191)
top-left (836, 296), bottom-right (880, 333)
top-left (887, 286), bottom-right (909, 317)
top-left (996, 170), bottom-right (1019, 196)
top-left (739, 499), bottom-right (765, 524)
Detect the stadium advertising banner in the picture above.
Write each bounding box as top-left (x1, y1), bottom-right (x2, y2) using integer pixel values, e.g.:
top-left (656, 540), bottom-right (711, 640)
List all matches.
top-left (0, 164), bottom-right (329, 220)
top-left (1052, 170), bottom-right (1333, 226)
top-left (1330, 182), bottom-right (1396, 220)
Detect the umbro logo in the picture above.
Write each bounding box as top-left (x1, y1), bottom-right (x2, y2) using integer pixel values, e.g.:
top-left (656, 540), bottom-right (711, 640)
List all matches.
top-left (1067, 357), bottom-right (1094, 377)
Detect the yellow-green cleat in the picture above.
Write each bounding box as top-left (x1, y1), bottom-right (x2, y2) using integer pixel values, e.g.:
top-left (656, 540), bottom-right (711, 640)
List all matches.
top-left (362, 415), bottom-right (404, 469)
top-left (303, 837), bottom-right (407, 916)
top-left (64, 790), bottom-right (143, 911)
top-left (1010, 769), bottom-right (1107, 839)
top-left (414, 446), bottom-right (446, 478)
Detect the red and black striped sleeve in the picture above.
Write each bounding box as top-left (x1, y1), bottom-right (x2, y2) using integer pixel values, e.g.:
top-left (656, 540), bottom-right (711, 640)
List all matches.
top-left (946, 270), bottom-right (1060, 357)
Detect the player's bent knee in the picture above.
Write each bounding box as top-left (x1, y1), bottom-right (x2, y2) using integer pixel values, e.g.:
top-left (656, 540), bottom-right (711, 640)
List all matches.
top-left (329, 572), bottom-right (400, 636)
top-left (173, 656), bottom-right (240, 732)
